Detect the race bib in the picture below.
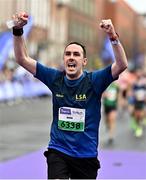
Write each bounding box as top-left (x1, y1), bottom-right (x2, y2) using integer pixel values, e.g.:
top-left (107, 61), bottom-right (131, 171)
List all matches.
top-left (58, 107), bottom-right (85, 132)
top-left (107, 88), bottom-right (117, 101)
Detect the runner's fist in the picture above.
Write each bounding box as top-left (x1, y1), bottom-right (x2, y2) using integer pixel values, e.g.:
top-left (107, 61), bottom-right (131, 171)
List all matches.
top-left (12, 12), bottom-right (29, 29)
top-left (99, 19), bottom-right (117, 39)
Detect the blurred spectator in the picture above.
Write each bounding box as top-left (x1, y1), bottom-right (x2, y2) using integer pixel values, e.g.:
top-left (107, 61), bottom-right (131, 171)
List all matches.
top-left (129, 69), bottom-right (146, 137)
top-left (0, 63), bottom-right (51, 103)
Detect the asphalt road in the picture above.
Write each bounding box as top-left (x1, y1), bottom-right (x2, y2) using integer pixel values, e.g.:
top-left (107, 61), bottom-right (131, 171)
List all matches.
top-left (0, 96), bottom-right (146, 162)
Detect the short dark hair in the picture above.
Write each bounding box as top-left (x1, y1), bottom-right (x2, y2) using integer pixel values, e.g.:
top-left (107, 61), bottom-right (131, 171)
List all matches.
top-left (65, 41), bottom-right (86, 58)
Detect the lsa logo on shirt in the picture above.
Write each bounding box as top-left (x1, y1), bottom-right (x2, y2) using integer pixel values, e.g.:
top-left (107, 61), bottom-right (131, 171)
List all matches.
top-left (75, 94), bottom-right (86, 101)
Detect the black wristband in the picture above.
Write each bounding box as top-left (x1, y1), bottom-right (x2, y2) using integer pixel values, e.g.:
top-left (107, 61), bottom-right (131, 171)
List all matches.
top-left (13, 28), bottom-right (23, 36)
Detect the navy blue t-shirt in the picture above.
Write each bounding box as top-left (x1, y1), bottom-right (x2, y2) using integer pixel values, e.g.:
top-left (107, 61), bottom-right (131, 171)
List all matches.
top-left (35, 62), bottom-right (116, 158)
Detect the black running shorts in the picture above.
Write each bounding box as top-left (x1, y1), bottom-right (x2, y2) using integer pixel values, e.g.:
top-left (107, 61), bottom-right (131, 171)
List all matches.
top-left (44, 148), bottom-right (100, 179)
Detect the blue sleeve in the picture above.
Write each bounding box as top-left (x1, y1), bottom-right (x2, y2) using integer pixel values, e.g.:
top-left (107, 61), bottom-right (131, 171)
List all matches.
top-left (34, 62), bottom-right (59, 88)
top-left (92, 65), bottom-right (118, 96)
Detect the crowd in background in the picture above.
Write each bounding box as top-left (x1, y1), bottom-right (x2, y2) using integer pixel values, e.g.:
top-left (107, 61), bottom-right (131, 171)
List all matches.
top-left (0, 61), bottom-right (51, 103)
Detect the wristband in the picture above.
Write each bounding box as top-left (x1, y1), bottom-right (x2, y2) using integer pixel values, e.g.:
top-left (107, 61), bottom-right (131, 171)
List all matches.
top-left (110, 39), bottom-right (120, 45)
top-left (13, 28), bottom-right (23, 36)
top-left (109, 32), bottom-right (120, 45)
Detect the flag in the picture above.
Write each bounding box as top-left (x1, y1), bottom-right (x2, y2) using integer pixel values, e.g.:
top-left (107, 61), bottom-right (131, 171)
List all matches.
top-left (101, 37), bottom-right (115, 64)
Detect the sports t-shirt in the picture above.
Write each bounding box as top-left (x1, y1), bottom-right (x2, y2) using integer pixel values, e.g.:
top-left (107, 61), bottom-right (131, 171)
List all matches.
top-left (103, 83), bottom-right (119, 108)
top-left (34, 62), bottom-right (117, 158)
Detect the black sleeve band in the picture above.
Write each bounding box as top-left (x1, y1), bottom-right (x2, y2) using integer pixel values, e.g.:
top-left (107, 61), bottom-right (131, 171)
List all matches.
top-left (13, 28), bottom-right (23, 36)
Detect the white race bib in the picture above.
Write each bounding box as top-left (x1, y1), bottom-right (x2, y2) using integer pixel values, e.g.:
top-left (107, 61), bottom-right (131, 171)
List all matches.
top-left (58, 107), bottom-right (85, 132)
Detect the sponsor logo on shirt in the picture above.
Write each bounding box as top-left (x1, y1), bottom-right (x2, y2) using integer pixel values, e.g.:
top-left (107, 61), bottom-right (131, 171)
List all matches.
top-left (56, 94), bottom-right (64, 98)
top-left (75, 94), bottom-right (86, 101)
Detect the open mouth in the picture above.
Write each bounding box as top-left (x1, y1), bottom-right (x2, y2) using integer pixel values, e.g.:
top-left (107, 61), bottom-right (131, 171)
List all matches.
top-left (67, 63), bottom-right (76, 68)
